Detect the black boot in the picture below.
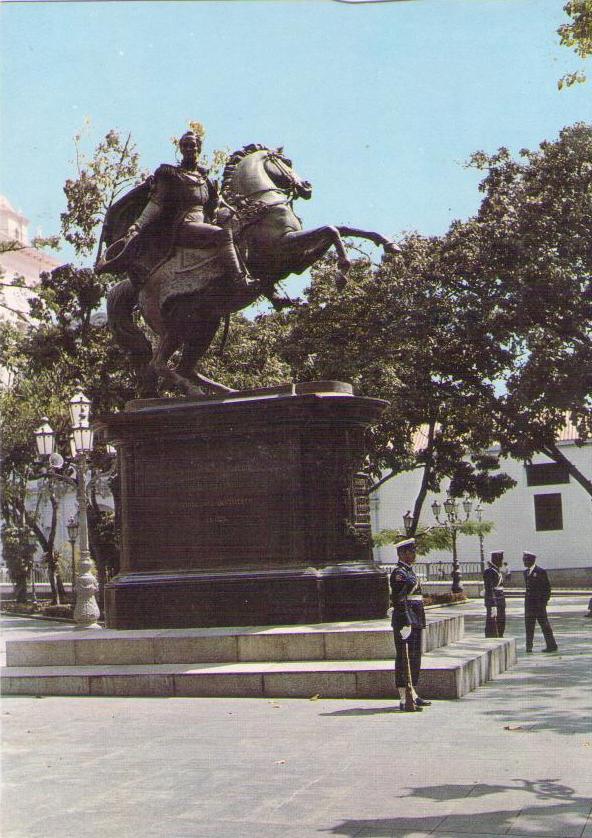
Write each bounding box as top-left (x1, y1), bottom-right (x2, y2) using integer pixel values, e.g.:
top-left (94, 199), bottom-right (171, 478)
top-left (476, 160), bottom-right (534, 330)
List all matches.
top-left (219, 230), bottom-right (257, 292)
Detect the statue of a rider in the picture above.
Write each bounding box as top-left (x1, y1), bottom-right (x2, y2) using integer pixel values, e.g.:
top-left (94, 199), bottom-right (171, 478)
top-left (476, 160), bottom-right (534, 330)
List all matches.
top-left (97, 130), bottom-right (256, 293)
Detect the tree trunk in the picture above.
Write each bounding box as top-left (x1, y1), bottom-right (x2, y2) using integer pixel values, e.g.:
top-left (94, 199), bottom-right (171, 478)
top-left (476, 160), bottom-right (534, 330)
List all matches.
top-left (410, 421), bottom-right (437, 535)
top-left (13, 574), bottom-right (28, 604)
top-left (543, 442), bottom-right (592, 496)
top-left (56, 570), bottom-right (67, 602)
top-left (86, 503), bottom-right (105, 612)
top-left (45, 554), bottom-right (60, 605)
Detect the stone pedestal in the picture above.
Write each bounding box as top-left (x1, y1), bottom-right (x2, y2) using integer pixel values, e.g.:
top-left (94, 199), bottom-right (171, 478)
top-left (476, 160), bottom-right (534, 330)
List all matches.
top-left (99, 382), bottom-right (389, 629)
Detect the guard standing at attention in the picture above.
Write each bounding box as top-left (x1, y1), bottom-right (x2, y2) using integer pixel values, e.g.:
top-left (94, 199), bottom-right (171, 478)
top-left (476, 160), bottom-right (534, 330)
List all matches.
top-left (390, 538), bottom-right (432, 711)
top-left (483, 550), bottom-right (507, 637)
top-left (523, 551), bottom-right (558, 653)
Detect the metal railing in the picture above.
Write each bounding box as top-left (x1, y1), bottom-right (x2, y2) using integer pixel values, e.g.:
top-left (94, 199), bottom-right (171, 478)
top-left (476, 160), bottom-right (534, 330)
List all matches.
top-left (0, 566), bottom-right (74, 585)
top-left (380, 561), bottom-right (485, 582)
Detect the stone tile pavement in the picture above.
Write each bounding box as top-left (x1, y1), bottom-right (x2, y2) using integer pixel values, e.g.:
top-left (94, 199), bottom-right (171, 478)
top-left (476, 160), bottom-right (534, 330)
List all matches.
top-left (1, 596), bottom-right (591, 838)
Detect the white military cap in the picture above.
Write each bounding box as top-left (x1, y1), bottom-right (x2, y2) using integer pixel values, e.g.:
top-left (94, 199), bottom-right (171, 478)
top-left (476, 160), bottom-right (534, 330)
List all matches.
top-left (395, 538), bottom-right (416, 551)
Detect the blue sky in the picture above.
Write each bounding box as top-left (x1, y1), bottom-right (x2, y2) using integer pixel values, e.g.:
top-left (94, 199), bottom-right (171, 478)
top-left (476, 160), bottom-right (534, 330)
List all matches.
top-left (1, 0), bottom-right (590, 297)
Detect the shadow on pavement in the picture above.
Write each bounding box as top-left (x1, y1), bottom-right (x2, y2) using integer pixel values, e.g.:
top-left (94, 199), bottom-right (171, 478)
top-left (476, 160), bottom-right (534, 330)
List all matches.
top-left (463, 611), bottom-right (592, 736)
top-left (319, 706), bottom-right (400, 716)
top-left (322, 779), bottom-right (592, 836)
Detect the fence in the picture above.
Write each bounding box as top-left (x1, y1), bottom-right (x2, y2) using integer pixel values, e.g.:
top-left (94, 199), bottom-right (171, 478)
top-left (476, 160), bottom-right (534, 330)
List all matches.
top-left (0, 566), bottom-right (73, 585)
top-left (380, 561), bottom-right (484, 581)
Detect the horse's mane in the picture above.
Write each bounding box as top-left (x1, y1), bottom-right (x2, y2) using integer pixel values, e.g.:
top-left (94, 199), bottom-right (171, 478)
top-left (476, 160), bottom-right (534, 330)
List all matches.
top-left (221, 143), bottom-right (274, 195)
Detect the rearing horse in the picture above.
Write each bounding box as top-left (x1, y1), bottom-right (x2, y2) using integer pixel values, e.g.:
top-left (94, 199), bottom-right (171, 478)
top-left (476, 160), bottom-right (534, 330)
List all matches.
top-left (106, 143), bottom-right (397, 396)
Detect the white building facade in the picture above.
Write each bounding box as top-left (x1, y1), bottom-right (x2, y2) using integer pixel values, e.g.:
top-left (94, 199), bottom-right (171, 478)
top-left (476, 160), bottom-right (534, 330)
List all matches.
top-left (0, 194), bottom-right (59, 328)
top-left (373, 435), bottom-right (592, 587)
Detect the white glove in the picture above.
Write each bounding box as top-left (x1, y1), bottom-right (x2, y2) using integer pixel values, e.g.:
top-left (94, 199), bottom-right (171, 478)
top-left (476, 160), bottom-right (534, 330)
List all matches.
top-left (399, 625), bottom-right (412, 640)
top-left (490, 607), bottom-right (497, 618)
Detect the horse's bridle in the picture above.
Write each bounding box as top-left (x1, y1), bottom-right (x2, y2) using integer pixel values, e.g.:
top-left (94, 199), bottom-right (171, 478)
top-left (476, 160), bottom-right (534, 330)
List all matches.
top-left (238, 151), bottom-right (300, 203)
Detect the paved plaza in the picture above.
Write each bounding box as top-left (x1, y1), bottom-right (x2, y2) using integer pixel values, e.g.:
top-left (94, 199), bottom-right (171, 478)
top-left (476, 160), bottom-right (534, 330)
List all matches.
top-left (1, 596), bottom-right (591, 838)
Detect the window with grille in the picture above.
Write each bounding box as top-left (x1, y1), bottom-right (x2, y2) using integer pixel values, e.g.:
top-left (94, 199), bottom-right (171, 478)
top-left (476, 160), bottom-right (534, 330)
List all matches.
top-left (534, 493), bottom-right (563, 531)
top-left (526, 463), bottom-right (570, 486)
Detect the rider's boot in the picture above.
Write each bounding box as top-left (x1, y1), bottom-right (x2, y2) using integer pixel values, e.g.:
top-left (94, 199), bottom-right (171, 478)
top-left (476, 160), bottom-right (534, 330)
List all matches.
top-left (219, 229), bottom-right (258, 292)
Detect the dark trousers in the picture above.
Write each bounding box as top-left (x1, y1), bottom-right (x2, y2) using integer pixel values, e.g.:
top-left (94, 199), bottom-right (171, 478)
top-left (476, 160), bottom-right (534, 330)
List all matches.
top-left (485, 601), bottom-right (506, 638)
top-left (394, 626), bottom-right (422, 687)
top-left (525, 607), bottom-right (557, 650)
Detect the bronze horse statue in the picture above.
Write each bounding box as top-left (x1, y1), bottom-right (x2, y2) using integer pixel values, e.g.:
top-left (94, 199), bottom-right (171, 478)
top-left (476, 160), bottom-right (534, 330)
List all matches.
top-left (104, 144), bottom-right (398, 397)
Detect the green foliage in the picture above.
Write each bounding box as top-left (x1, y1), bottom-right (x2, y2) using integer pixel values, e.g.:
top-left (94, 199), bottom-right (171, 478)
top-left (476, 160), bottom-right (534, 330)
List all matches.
top-left (200, 312), bottom-right (292, 390)
top-left (558, 0), bottom-right (592, 88)
top-left (61, 128), bottom-right (145, 256)
top-left (170, 120), bottom-right (230, 178)
top-left (93, 510), bottom-right (120, 577)
top-left (1, 524), bottom-right (36, 580)
top-left (374, 520), bottom-right (493, 556)
top-left (467, 124), bottom-right (592, 490)
top-left (374, 527), bottom-right (452, 554)
top-left (0, 127), bottom-right (145, 569)
top-left (279, 238), bottom-right (516, 523)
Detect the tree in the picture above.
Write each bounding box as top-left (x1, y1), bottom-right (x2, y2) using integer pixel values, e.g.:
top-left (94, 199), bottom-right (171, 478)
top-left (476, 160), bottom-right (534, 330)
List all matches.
top-left (0, 128), bottom-right (146, 603)
top-left (467, 123), bottom-right (592, 495)
top-left (279, 242), bottom-right (516, 531)
top-left (374, 520), bottom-right (494, 559)
top-left (0, 365), bottom-right (69, 602)
top-left (558, 0), bottom-right (592, 88)
top-left (1, 523), bottom-right (36, 603)
top-left (198, 311), bottom-right (292, 392)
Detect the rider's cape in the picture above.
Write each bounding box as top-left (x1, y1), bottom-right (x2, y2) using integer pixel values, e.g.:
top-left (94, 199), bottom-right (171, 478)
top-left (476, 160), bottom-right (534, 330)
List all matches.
top-left (98, 164), bottom-right (218, 281)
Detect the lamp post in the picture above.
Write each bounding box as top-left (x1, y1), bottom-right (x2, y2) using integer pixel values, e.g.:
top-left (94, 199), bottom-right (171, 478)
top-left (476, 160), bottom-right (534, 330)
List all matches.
top-left (431, 494), bottom-right (473, 593)
top-left (66, 515), bottom-right (79, 606)
top-left (475, 503), bottom-right (485, 573)
top-left (34, 390), bottom-right (102, 629)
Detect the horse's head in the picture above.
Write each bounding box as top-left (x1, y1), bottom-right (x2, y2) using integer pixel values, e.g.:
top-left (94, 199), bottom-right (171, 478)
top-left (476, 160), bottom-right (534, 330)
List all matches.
top-left (222, 144), bottom-right (312, 204)
top-left (264, 149), bottom-right (312, 201)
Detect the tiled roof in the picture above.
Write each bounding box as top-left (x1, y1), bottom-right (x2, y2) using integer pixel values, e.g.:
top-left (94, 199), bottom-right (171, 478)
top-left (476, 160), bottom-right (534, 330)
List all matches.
top-left (410, 415), bottom-right (587, 453)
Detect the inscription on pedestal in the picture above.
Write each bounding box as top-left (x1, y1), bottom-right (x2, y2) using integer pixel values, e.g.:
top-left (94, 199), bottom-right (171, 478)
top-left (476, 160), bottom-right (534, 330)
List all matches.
top-left (125, 434), bottom-right (298, 570)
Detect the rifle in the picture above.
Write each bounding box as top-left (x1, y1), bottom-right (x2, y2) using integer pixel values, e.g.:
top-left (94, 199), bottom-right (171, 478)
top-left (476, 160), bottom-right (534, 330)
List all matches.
top-left (403, 640), bottom-right (416, 712)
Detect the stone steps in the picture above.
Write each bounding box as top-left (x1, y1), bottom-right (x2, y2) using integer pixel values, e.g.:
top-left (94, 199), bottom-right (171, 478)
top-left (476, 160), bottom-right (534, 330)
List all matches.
top-left (0, 638), bottom-right (515, 699)
top-left (3, 614), bottom-right (463, 667)
top-left (1, 614), bottom-right (516, 700)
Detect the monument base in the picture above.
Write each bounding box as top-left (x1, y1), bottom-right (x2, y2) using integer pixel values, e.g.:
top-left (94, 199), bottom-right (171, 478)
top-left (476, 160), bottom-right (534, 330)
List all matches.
top-left (105, 565), bottom-right (388, 630)
top-left (100, 382), bottom-right (389, 629)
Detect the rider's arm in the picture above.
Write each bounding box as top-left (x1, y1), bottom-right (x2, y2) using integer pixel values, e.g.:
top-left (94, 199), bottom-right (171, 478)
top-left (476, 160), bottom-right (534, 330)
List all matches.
top-left (204, 178), bottom-right (222, 224)
top-left (128, 175), bottom-right (166, 236)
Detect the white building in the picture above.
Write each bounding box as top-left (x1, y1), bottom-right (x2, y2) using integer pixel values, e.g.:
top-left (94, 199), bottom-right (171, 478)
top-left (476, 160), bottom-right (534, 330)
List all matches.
top-left (0, 194), bottom-right (59, 328)
top-left (373, 427), bottom-right (592, 587)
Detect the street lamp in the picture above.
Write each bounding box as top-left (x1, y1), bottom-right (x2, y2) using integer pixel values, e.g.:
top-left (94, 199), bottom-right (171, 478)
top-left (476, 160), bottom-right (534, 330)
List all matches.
top-left (34, 392), bottom-right (102, 630)
top-left (66, 515), bottom-right (79, 605)
top-left (402, 510), bottom-right (414, 536)
top-left (35, 418), bottom-right (56, 457)
top-left (431, 493), bottom-right (473, 593)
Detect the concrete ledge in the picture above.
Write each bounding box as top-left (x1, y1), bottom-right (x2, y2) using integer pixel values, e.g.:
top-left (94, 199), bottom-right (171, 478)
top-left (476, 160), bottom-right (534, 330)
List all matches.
top-left (5, 614), bottom-right (464, 667)
top-left (1, 636), bottom-right (515, 700)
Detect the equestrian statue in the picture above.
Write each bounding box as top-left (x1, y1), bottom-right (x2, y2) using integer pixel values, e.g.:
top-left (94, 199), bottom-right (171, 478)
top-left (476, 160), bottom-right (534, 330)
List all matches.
top-left (99, 130), bottom-right (399, 397)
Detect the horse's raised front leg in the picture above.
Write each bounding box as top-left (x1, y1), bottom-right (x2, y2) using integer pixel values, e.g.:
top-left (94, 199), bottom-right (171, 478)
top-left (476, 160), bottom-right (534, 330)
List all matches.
top-left (280, 226), bottom-right (351, 287)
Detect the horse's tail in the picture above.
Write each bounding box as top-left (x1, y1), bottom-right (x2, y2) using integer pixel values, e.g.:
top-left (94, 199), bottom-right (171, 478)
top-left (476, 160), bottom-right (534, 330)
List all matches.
top-left (107, 279), bottom-right (152, 363)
